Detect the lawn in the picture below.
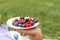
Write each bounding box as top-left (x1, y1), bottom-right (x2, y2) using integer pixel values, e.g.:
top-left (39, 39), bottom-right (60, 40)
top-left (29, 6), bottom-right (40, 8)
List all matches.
top-left (0, 0), bottom-right (60, 40)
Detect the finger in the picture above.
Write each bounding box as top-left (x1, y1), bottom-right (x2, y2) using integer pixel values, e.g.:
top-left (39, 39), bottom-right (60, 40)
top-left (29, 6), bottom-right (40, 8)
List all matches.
top-left (13, 28), bottom-right (18, 31)
top-left (16, 29), bottom-right (24, 33)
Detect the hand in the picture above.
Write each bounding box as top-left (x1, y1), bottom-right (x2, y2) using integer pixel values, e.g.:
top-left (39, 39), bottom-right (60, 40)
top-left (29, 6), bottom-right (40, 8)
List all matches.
top-left (13, 27), bottom-right (43, 40)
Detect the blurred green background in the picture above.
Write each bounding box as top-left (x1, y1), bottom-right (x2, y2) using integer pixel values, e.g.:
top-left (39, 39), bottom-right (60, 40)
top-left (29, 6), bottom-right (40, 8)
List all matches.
top-left (0, 0), bottom-right (60, 40)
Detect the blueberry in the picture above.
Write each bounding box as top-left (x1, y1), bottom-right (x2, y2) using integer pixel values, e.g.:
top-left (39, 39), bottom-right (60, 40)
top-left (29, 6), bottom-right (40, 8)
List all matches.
top-left (21, 24), bottom-right (26, 27)
top-left (19, 22), bottom-right (24, 24)
top-left (15, 18), bottom-right (18, 21)
top-left (12, 22), bottom-right (15, 25)
top-left (15, 24), bottom-right (19, 26)
top-left (18, 24), bottom-right (22, 27)
top-left (24, 18), bottom-right (29, 23)
top-left (13, 22), bottom-right (19, 26)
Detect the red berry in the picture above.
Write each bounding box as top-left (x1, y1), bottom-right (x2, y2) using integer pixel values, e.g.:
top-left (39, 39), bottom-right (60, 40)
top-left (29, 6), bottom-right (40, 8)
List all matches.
top-left (25, 23), bottom-right (31, 27)
top-left (28, 17), bottom-right (32, 21)
top-left (20, 16), bottom-right (24, 19)
top-left (27, 21), bottom-right (30, 24)
top-left (18, 19), bottom-right (21, 22)
top-left (13, 20), bottom-right (17, 22)
top-left (18, 19), bottom-right (24, 23)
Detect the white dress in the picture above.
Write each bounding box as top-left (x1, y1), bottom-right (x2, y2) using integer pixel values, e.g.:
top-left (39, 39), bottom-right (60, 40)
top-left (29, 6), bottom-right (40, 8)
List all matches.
top-left (9, 31), bottom-right (30, 40)
top-left (0, 24), bottom-right (30, 40)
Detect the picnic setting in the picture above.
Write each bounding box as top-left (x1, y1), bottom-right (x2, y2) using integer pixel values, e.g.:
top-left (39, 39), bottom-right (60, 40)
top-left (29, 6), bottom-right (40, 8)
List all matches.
top-left (0, 0), bottom-right (60, 40)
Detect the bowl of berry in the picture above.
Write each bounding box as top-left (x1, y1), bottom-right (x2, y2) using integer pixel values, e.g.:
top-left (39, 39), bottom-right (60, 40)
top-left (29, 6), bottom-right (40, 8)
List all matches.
top-left (7, 16), bottom-right (39, 29)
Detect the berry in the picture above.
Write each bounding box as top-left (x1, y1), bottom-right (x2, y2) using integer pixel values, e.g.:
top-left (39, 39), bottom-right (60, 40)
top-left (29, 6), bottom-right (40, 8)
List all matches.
top-left (21, 24), bottom-right (26, 27)
top-left (18, 20), bottom-right (20, 22)
top-left (32, 19), bottom-right (38, 23)
top-left (12, 22), bottom-right (14, 25)
top-left (18, 24), bottom-right (22, 27)
top-left (12, 17), bottom-right (39, 28)
top-left (18, 19), bottom-right (24, 23)
top-left (24, 18), bottom-right (29, 23)
top-left (28, 17), bottom-right (32, 21)
top-left (15, 18), bottom-right (18, 21)
top-left (15, 23), bottom-right (19, 26)
top-left (27, 21), bottom-right (30, 24)
top-left (13, 20), bottom-right (17, 22)
top-left (30, 21), bottom-right (34, 26)
top-left (20, 16), bottom-right (24, 19)
top-left (19, 22), bottom-right (24, 24)
top-left (25, 23), bottom-right (31, 27)
top-left (13, 22), bottom-right (19, 26)
top-left (34, 19), bottom-right (38, 23)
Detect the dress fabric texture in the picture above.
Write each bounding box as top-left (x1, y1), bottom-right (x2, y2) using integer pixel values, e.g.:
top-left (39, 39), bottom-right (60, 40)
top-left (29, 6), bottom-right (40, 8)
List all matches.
top-left (0, 24), bottom-right (30, 40)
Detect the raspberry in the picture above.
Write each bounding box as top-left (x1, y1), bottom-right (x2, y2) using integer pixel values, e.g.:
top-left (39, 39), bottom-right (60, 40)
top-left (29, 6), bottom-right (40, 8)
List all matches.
top-left (25, 23), bottom-right (31, 27)
top-left (28, 17), bottom-right (32, 21)
top-left (18, 19), bottom-right (24, 23)
top-left (13, 20), bottom-right (17, 22)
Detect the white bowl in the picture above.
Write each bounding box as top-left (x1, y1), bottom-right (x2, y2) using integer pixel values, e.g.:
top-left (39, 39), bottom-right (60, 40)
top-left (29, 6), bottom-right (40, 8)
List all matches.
top-left (7, 17), bottom-right (39, 29)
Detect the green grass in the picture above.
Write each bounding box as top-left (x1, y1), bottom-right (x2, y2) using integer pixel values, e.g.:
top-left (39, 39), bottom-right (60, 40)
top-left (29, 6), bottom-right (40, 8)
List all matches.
top-left (0, 0), bottom-right (60, 40)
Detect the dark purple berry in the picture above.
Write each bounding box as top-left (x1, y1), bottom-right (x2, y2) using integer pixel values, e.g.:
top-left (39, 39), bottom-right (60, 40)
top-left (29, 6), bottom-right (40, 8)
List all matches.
top-left (15, 18), bottom-right (18, 21)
